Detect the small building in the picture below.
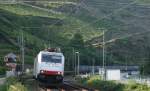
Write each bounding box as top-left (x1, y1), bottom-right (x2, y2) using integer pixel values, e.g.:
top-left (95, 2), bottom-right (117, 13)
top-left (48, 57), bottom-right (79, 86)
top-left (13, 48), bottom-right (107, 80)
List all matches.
top-left (106, 69), bottom-right (121, 80)
top-left (4, 53), bottom-right (18, 70)
top-left (4, 53), bottom-right (17, 63)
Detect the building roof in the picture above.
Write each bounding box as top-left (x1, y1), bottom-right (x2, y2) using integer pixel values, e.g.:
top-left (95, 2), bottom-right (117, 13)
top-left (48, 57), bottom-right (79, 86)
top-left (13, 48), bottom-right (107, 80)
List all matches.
top-left (5, 53), bottom-right (17, 59)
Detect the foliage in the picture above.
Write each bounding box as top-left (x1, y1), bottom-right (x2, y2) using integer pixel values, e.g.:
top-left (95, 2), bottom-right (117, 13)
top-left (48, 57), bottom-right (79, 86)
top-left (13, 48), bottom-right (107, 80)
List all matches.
top-left (136, 0), bottom-right (150, 5)
top-left (0, 66), bottom-right (6, 75)
top-left (8, 83), bottom-right (27, 91)
top-left (0, 77), bottom-right (21, 91)
top-left (78, 75), bottom-right (150, 91)
top-left (140, 47), bottom-right (150, 75)
top-left (69, 33), bottom-right (84, 50)
top-left (0, 84), bottom-right (7, 91)
top-left (0, 3), bottom-right (101, 66)
top-left (67, 33), bottom-right (101, 67)
top-left (0, 60), bottom-right (5, 66)
top-left (6, 77), bottom-right (19, 85)
top-left (78, 75), bottom-right (124, 91)
top-left (140, 62), bottom-right (150, 76)
top-left (0, 77), bottom-right (28, 91)
top-left (0, 0), bottom-right (150, 71)
top-left (86, 75), bottom-right (101, 83)
top-left (124, 81), bottom-right (150, 91)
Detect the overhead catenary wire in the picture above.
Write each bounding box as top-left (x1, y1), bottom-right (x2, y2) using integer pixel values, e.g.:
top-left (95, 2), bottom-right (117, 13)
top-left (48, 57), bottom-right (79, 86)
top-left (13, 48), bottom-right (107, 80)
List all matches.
top-left (76, 0), bottom-right (139, 30)
top-left (93, 23), bottom-right (150, 47)
top-left (77, 0), bottom-right (150, 44)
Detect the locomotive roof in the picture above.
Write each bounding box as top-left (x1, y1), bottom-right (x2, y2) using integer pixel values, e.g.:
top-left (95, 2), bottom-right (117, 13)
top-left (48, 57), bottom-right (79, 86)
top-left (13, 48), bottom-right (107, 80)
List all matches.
top-left (39, 51), bottom-right (63, 55)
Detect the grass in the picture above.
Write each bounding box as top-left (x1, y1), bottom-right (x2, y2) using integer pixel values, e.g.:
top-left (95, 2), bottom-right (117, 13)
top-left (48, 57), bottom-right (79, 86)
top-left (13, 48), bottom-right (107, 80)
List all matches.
top-left (35, 1), bottom-right (77, 10)
top-left (0, 84), bottom-right (7, 91)
top-left (0, 3), bottom-right (102, 40)
top-left (136, 0), bottom-right (150, 5)
top-left (0, 4), bottom-right (64, 19)
top-left (8, 83), bottom-right (27, 91)
top-left (0, 77), bottom-right (28, 91)
top-left (60, 15), bottom-right (102, 40)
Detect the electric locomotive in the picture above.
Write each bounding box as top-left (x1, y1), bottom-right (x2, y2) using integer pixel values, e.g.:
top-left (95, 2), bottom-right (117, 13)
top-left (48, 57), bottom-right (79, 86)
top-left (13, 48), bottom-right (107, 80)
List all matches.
top-left (33, 48), bottom-right (65, 83)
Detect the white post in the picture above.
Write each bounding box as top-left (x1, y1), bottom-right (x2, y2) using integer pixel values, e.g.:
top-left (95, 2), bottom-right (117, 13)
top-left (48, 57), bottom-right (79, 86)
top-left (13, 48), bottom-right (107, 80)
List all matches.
top-left (75, 52), bottom-right (76, 75)
top-left (77, 52), bottom-right (80, 75)
top-left (92, 59), bottom-right (95, 75)
top-left (75, 52), bottom-right (80, 75)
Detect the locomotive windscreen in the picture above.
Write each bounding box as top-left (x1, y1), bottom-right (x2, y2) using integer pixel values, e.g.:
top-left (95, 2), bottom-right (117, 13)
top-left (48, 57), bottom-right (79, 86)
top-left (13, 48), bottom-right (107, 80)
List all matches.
top-left (42, 54), bottom-right (62, 63)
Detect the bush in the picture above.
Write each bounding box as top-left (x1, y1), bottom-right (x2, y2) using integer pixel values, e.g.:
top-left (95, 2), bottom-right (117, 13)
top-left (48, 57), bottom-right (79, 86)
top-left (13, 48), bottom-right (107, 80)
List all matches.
top-left (6, 77), bottom-right (19, 85)
top-left (78, 75), bottom-right (150, 91)
top-left (87, 80), bottom-right (124, 91)
top-left (4, 77), bottom-right (28, 91)
top-left (0, 77), bottom-right (19, 91)
top-left (0, 66), bottom-right (6, 75)
top-left (0, 60), bottom-right (5, 66)
top-left (78, 75), bottom-right (124, 91)
top-left (125, 82), bottom-right (150, 91)
top-left (0, 84), bottom-right (7, 91)
top-left (8, 83), bottom-right (27, 91)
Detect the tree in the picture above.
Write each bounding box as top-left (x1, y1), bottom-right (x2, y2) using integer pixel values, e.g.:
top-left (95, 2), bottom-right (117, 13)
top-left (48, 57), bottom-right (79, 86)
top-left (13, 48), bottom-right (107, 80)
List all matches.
top-left (69, 33), bottom-right (84, 50)
top-left (140, 47), bottom-right (150, 76)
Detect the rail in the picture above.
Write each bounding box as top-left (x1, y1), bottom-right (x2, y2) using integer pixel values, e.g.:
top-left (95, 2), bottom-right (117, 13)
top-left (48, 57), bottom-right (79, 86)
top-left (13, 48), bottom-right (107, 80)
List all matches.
top-left (63, 81), bottom-right (96, 91)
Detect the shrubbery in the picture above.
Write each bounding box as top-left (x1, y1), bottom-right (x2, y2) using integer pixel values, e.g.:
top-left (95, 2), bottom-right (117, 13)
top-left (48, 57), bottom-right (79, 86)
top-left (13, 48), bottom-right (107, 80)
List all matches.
top-left (124, 81), bottom-right (150, 91)
top-left (0, 66), bottom-right (6, 75)
top-left (78, 75), bottom-right (150, 91)
top-left (0, 77), bottom-right (28, 91)
top-left (86, 78), bottom-right (124, 91)
top-left (88, 80), bottom-right (124, 91)
top-left (0, 84), bottom-right (7, 91)
top-left (8, 83), bottom-right (27, 91)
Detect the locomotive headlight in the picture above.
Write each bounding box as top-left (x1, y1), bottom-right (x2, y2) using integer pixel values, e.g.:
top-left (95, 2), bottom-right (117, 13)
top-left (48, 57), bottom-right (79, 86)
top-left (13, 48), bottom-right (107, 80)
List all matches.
top-left (58, 72), bottom-right (61, 74)
top-left (40, 70), bottom-right (44, 73)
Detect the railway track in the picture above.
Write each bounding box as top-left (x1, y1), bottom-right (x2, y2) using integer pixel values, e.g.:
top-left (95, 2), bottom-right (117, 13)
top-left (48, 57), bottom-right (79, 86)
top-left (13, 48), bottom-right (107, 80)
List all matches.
top-left (21, 75), bottom-right (97, 91)
top-left (31, 80), bottom-right (97, 91)
top-left (63, 81), bottom-right (96, 91)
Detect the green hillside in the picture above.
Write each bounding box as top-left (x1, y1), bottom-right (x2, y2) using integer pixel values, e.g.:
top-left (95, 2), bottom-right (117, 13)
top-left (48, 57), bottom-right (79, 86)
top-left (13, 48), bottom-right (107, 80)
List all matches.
top-left (0, 3), bottom-right (101, 40)
top-left (0, 2), bottom-right (102, 66)
top-left (0, 0), bottom-right (150, 68)
top-left (137, 0), bottom-right (150, 4)
top-left (45, 0), bottom-right (150, 66)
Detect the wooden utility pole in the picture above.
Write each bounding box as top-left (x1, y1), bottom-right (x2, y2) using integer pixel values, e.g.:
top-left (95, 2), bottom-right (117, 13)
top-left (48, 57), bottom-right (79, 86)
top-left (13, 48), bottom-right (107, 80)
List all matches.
top-left (21, 30), bottom-right (24, 73)
top-left (102, 30), bottom-right (105, 80)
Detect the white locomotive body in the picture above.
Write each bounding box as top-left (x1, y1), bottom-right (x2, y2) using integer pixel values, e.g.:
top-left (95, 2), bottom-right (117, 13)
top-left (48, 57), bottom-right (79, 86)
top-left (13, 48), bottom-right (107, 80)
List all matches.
top-left (33, 49), bottom-right (64, 83)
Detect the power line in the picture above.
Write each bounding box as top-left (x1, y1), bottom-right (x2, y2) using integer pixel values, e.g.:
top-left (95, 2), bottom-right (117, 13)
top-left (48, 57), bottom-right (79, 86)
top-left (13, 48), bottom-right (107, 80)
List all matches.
top-left (93, 25), bottom-right (150, 47)
top-left (76, 0), bottom-right (139, 31)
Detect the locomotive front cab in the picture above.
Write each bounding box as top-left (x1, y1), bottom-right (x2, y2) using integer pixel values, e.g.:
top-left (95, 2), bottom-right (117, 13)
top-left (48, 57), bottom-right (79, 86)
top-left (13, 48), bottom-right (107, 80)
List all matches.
top-left (37, 52), bottom-right (64, 83)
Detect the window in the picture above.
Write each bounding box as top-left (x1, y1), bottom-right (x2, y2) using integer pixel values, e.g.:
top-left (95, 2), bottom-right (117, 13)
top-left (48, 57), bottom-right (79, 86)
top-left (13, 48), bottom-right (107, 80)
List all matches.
top-left (42, 54), bottom-right (62, 63)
